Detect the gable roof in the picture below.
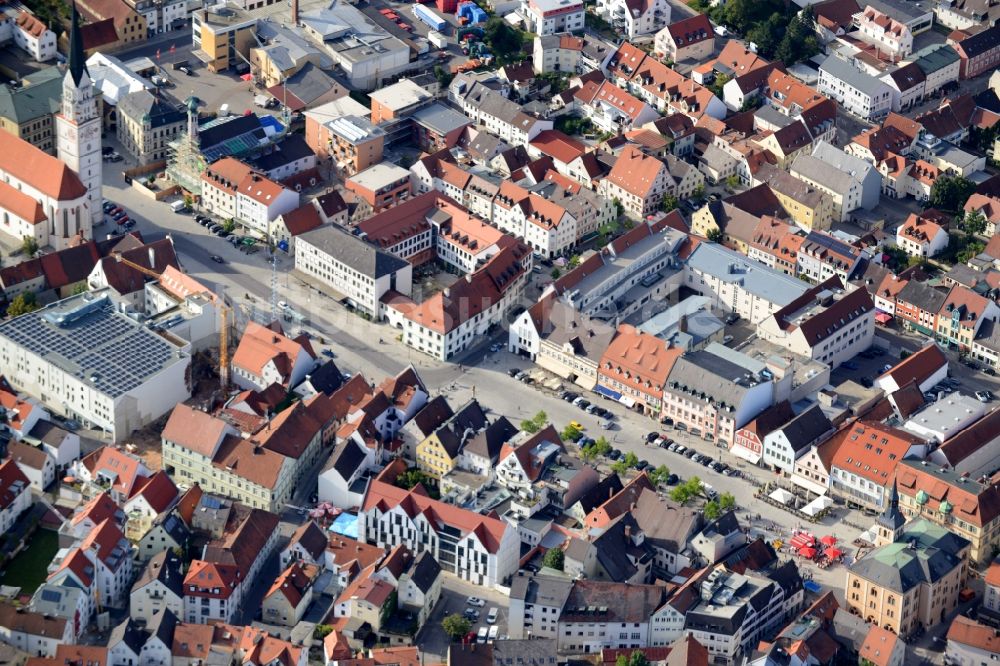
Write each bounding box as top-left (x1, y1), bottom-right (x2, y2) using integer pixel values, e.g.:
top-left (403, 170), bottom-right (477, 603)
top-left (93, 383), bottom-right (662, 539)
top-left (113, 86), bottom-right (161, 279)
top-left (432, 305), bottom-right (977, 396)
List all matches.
top-left (0, 129), bottom-right (87, 201)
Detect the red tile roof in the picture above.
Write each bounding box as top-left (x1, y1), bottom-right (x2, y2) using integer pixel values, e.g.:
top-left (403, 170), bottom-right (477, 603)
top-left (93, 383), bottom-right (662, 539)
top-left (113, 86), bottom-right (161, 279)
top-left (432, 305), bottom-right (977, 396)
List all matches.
top-left (0, 130), bottom-right (87, 201)
top-left (826, 421), bottom-right (921, 485)
top-left (878, 344), bottom-right (947, 387)
top-left (0, 179), bottom-right (45, 224)
top-left (0, 459), bottom-right (28, 510)
top-left (127, 469), bottom-right (178, 514)
top-left (529, 129), bottom-right (588, 164)
top-left (80, 446), bottom-right (147, 497)
top-left (363, 474), bottom-right (509, 554)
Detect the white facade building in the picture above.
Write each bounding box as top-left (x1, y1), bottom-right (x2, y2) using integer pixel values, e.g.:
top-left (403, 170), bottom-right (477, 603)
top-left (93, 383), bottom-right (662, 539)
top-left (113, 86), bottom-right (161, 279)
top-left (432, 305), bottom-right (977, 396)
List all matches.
top-left (818, 55), bottom-right (894, 121)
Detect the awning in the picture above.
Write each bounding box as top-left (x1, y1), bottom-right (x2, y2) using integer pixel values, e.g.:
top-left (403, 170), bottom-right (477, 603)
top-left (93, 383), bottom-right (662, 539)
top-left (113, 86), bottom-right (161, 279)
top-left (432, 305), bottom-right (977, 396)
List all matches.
top-left (875, 312), bottom-right (893, 324)
top-left (769, 488), bottom-right (795, 505)
top-left (801, 494), bottom-right (835, 517)
top-left (240, 73), bottom-right (253, 81)
top-left (824, 547), bottom-right (843, 559)
top-left (594, 385), bottom-right (622, 401)
top-left (730, 444), bottom-right (762, 464)
top-left (799, 546), bottom-right (817, 559)
top-left (618, 395), bottom-right (636, 408)
top-left (790, 533), bottom-right (814, 549)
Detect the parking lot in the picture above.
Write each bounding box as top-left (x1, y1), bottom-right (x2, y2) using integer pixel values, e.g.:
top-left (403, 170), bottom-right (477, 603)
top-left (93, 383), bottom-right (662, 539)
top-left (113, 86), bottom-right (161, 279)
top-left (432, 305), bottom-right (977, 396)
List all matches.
top-left (419, 573), bottom-right (510, 660)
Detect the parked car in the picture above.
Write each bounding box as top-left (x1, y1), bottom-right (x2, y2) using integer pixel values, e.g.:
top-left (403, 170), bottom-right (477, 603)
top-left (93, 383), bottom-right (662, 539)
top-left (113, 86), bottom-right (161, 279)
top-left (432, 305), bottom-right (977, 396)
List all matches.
top-left (666, 474), bottom-right (679, 485)
top-left (841, 361), bottom-right (859, 370)
top-left (607, 449), bottom-right (622, 461)
top-left (466, 597), bottom-right (486, 607)
top-left (209, 255), bottom-right (224, 264)
top-left (576, 399), bottom-right (590, 410)
top-left (725, 313), bottom-right (740, 325)
top-left (507, 368), bottom-right (520, 378)
top-left (975, 390), bottom-right (993, 402)
top-left (322, 349), bottom-right (336, 358)
top-left (486, 608), bottom-right (498, 624)
top-left (646, 432), bottom-right (659, 443)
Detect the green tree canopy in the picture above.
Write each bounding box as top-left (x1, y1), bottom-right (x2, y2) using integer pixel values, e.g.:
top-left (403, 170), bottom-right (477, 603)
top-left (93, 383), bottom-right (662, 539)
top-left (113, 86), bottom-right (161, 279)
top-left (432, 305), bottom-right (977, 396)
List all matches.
top-left (669, 476), bottom-right (703, 505)
top-left (719, 492), bottom-right (737, 513)
top-left (6, 292), bottom-right (39, 318)
top-left (930, 175), bottom-right (976, 212)
top-left (960, 210), bottom-right (987, 236)
top-left (484, 17), bottom-right (523, 61)
top-left (703, 500), bottom-right (722, 521)
top-left (542, 547), bottom-right (565, 571)
top-left (442, 614), bottom-right (472, 640)
top-left (520, 410), bottom-right (548, 434)
top-left (648, 465), bottom-right (671, 486)
top-left (21, 236), bottom-right (38, 258)
top-left (706, 227), bottom-right (724, 243)
top-left (561, 423), bottom-right (583, 442)
top-left (395, 469), bottom-right (440, 499)
top-left (661, 194), bottom-right (679, 213)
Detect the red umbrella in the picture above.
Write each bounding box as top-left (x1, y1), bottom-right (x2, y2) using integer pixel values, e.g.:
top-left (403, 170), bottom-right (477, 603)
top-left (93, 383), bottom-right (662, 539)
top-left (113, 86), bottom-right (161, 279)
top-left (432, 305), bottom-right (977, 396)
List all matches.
top-left (799, 546), bottom-right (817, 559)
top-left (824, 547), bottom-right (843, 559)
top-left (821, 535), bottom-right (837, 546)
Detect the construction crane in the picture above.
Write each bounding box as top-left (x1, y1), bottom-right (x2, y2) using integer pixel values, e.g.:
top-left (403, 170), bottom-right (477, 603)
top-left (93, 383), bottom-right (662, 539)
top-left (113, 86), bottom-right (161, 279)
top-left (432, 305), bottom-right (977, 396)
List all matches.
top-left (112, 252), bottom-right (232, 391)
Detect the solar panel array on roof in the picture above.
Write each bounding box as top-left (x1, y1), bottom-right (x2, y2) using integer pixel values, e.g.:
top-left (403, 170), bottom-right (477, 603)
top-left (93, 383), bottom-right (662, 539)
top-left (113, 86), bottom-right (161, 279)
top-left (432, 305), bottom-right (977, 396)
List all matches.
top-left (0, 296), bottom-right (183, 398)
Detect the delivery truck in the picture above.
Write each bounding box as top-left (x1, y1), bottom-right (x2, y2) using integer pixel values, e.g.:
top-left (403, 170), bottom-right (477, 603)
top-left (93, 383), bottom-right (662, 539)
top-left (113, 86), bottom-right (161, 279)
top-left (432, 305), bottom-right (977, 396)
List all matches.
top-left (414, 4), bottom-right (447, 31)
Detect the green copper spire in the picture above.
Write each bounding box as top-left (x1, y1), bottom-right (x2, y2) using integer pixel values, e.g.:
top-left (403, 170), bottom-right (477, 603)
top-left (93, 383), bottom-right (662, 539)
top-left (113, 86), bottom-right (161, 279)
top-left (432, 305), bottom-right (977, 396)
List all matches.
top-left (68, 1), bottom-right (88, 87)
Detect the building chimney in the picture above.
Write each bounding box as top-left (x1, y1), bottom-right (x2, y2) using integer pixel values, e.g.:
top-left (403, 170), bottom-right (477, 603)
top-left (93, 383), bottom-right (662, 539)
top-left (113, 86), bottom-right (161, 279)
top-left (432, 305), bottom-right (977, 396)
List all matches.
top-left (678, 313), bottom-right (687, 333)
top-left (148, 246), bottom-right (155, 268)
top-left (291, 0), bottom-right (299, 25)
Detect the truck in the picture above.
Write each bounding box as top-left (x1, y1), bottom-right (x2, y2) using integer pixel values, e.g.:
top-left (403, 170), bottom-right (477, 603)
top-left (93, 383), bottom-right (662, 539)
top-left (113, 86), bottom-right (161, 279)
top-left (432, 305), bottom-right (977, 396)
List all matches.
top-left (170, 200), bottom-right (189, 213)
top-left (254, 94), bottom-right (270, 108)
top-left (414, 4), bottom-right (447, 31)
top-left (428, 30), bottom-right (448, 49)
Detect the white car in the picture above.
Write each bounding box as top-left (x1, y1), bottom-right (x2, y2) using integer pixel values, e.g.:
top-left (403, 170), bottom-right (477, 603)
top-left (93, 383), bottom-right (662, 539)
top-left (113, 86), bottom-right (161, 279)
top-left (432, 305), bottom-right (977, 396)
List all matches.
top-left (278, 300), bottom-right (289, 310)
top-left (466, 596), bottom-right (486, 607)
top-left (486, 607), bottom-right (498, 624)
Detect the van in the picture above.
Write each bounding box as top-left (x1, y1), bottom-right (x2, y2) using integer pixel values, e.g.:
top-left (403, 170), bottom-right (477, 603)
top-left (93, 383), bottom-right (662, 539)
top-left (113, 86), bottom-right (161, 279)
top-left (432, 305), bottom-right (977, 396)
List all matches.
top-left (170, 200), bottom-right (188, 213)
top-left (713, 25), bottom-right (729, 37)
top-left (702, 482), bottom-right (718, 500)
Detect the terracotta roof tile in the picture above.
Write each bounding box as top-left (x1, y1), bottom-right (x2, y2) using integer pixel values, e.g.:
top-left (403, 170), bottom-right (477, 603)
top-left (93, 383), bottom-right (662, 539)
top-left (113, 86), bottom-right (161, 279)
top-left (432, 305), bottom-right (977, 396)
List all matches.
top-left (0, 130), bottom-right (86, 200)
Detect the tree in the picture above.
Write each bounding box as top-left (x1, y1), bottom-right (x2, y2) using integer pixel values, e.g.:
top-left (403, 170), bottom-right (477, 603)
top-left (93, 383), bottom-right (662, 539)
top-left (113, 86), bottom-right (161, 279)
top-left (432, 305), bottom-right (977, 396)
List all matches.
top-left (707, 73), bottom-right (731, 99)
top-left (6, 292), bottom-right (39, 318)
top-left (568, 255), bottom-right (581, 268)
top-left (21, 236), bottom-right (38, 258)
top-left (395, 469), bottom-right (440, 500)
top-left (222, 218), bottom-right (236, 233)
top-left (542, 547), bottom-right (564, 571)
top-left (442, 614), bottom-right (472, 640)
top-left (746, 13), bottom-right (784, 59)
top-left (313, 624), bottom-right (334, 640)
top-left (520, 410), bottom-right (547, 434)
top-left (612, 452), bottom-right (638, 475)
top-left (484, 17), bottom-right (523, 61)
top-left (628, 652), bottom-right (649, 666)
top-left (959, 210), bottom-right (987, 236)
top-left (434, 65), bottom-right (454, 88)
top-left (71, 282), bottom-right (89, 295)
top-left (930, 175), bottom-right (976, 212)
top-left (550, 267), bottom-right (561, 279)
top-left (775, 8), bottom-right (820, 65)
top-left (706, 227), bottom-right (724, 243)
top-left (561, 423), bottom-right (583, 442)
top-left (719, 492), bottom-right (736, 512)
top-left (661, 194), bottom-right (679, 213)
top-left (670, 476), bottom-right (702, 505)
top-left (692, 185), bottom-right (705, 200)
top-left (725, 175), bottom-right (741, 191)
top-left (648, 464), bottom-right (671, 486)
top-left (183, 194), bottom-right (194, 208)
top-left (703, 499), bottom-right (722, 520)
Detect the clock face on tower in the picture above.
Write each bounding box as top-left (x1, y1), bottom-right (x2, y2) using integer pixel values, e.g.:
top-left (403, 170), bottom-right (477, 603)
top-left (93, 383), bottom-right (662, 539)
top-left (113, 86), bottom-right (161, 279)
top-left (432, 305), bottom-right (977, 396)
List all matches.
top-left (82, 123), bottom-right (99, 144)
top-left (65, 125), bottom-right (77, 142)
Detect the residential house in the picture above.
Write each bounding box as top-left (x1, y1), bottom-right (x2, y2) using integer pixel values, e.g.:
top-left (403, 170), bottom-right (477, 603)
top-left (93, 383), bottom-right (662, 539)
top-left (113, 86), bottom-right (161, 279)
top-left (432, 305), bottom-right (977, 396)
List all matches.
top-left (893, 280), bottom-right (948, 336)
top-left (0, 602), bottom-right (71, 657)
top-left (596, 324), bottom-right (683, 417)
top-left (574, 81), bottom-right (659, 134)
top-left (910, 43), bottom-right (962, 95)
top-left (731, 401), bottom-right (796, 465)
top-left (137, 512), bottom-right (189, 563)
top-left (934, 285), bottom-right (1000, 351)
top-left (122, 470), bottom-right (178, 542)
top-left (261, 561), bottom-right (320, 627)
top-left (6, 440), bottom-right (54, 491)
top-left (130, 552), bottom-right (184, 623)
top-left (397, 551), bottom-right (442, 629)
top-left (599, 146), bottom-right (675, 220)
top-left (876, 343), bottom-right (948, 394)
top-left (761, 405), bottom-right (834, 475)
top-left (415, 400), bottom-right (489, 480)
top-left (896, 213), bottom-right (949, 257)
top-left (754, 166), bottom-right (835, 232)
top-left (654, 14), bottom-right (713, 63)
top-left (182, 507), bottom-right (280, 624)
top-left (790, 141), bottom-right (881, 222)
top-left (345, 163), bottom-right (412, 213)
top-left (818, 55), bottom-right (893, 120)
top-left (856, 6), bottom-right (913, 59)
top-left (950, 25), bottom-right (1000, 79)
top-left (596, 0), bottom-right (669, 38)
top-left (358, 461), bottom-right (520, 587)
top-left (661, 345), bottom-right (775, 447)
top-left (895, 458), bottom-right (1000, 566)
top-left (946, 616), bottom-right (1000, 666)
top-left (756, 278), bottom-right (874, 369)
top-left (882, 62), bottom-right (927, 111)
top-left (520, 0), bottom-right (585, 36)
top-left (827, 421), bottom-right (927, 511)
top-left (9, 11), bottom-right (57, 61)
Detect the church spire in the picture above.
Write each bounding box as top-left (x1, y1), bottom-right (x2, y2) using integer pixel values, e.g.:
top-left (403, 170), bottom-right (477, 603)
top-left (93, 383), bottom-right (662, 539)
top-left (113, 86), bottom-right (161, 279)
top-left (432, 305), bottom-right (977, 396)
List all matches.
top-left (68, 1), bottom-right (88, 87)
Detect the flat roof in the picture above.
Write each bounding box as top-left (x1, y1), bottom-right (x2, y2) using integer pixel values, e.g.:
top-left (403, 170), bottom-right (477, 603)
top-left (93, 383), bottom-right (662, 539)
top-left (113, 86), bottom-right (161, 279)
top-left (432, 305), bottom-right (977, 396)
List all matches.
top-left (687, 243), bottom-right (811, 307)
top-left (0, 292), bottom-right (187, 398)
top-left (348, 162), bottom-right (410, 191)
top-left (369, 79), bottom-right (431, 111)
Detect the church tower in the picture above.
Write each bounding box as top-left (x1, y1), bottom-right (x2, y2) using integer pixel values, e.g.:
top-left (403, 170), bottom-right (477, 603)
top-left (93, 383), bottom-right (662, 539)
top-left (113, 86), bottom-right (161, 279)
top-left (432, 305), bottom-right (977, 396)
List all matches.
top-left (56, 1), bottom-right (102, 233)
top-left (874, 482), bottom-right (906, 547)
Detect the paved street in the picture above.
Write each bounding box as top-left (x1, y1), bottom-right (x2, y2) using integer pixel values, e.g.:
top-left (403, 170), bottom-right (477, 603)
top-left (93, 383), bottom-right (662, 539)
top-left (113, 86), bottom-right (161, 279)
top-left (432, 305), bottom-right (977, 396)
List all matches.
top-left (103, 163), bottom-right (878, 610)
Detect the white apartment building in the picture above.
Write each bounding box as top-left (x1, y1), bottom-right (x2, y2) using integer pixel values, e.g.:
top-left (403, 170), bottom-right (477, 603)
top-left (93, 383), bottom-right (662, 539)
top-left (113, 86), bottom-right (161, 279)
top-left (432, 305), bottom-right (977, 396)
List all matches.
top-left (0, 460), bottom-right (30, 536)
top-left (818, 55), bottom-right (894, 120)
top-left (295, 224), bottom-right (413, 319)
top-left (597, 0), bottom-right (669, 38)
top-left (0, 605), bottom-right (71, 657)
top-left (235, 172), bottom-right (299, 238)
top-left (684, 243), bottom-right (811, 325)
top-left (450, 77), bottom-right (553, 145)
top-left (521, 0), bottom-right (585, 35)
top-left (756, 279), bottom-right (875, 368)
top-left (359, 474), bottom-right (520, 588)
top-left (790, 141), bottom-right (882, 222)
top-left (0, 292), bottom-right (190, 440)
top-left (856, 6), bottom-right (914, 59)
top-left (761, 405), bottom-right (834, 474)
top-left (10, 11), bottom-right (57, 61)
